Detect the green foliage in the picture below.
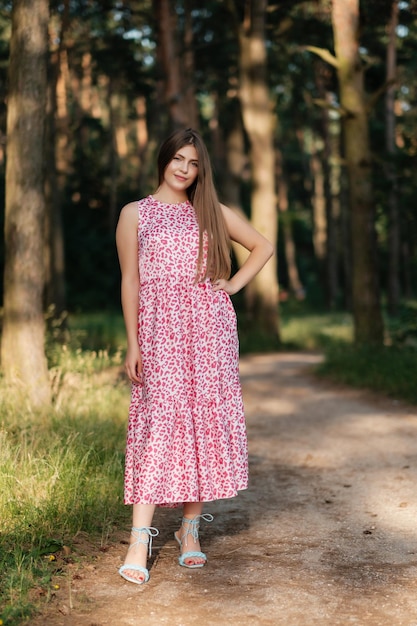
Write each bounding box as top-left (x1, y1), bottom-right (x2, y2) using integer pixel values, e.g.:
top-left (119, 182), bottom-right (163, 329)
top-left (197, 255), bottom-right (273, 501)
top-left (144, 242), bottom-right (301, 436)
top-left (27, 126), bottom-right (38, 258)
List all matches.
top-left (0, 320), bottom-right (130, 624)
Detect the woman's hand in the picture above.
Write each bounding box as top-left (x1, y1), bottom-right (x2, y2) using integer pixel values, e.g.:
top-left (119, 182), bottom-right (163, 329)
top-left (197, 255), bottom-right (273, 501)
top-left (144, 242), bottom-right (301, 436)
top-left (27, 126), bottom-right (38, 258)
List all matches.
top-left (211, 278), bottom-right (238, 296)
top-left (125, 344), bottom-right (143, 384)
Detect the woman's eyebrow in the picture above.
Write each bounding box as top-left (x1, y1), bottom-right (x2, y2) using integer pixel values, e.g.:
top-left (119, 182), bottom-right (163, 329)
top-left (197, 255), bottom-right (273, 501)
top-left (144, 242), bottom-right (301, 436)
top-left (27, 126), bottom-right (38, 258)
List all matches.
top-left (176, 151), bottom-right (198, 162)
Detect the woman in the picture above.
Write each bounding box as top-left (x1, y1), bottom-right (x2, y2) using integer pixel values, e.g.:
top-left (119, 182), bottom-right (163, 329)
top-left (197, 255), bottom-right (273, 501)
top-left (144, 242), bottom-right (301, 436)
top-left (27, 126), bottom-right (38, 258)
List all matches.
top-left (116, 128), bottom-right (274, 584)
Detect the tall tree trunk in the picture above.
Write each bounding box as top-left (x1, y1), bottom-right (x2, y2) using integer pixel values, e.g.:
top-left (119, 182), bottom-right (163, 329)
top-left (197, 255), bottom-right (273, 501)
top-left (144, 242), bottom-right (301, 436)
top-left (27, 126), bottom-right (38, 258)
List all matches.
top-left (324, 102), bottom-right (342, 310)
top-left (44, 3), bottom-right (70, 318)
top-left (153, 0), bottom-right (189, 130)
top-left (314, 61), bottom-right (341, 309)
top-left (310, 138), bottom-right (327, 266)
top-left (2, 0), bottom-right (51, 405)
top-left (386, 0), bottom-right (400, 315)
top-left (332, 0), bottom-right (384, 344)
top-left (135, 96), bottom-right (149, 192)
top-left (276, 150), bottom-right (304, 299)
top-left (183, 0), bottom-right (199, 129)
top-left (238, 0), bottom-right (279, 337)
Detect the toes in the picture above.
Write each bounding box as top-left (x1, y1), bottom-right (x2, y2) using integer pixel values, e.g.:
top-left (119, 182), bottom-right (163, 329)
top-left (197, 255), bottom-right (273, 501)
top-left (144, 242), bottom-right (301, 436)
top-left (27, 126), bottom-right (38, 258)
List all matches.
top-left (124, 568), bottom-right (145, 582)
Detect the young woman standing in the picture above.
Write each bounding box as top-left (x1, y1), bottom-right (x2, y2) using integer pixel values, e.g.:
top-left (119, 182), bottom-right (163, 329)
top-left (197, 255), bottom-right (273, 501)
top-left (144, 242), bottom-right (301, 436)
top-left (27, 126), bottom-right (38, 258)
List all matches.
top-left (116, 128), bottom-right (274, 584)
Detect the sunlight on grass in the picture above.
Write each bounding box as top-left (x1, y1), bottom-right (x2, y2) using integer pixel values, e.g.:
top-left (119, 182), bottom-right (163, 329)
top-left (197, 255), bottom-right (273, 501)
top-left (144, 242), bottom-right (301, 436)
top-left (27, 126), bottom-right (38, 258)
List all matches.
top-left (0, 329), bottom-right (130, 624)
top-left (281, 311), bottom-right (353, 350)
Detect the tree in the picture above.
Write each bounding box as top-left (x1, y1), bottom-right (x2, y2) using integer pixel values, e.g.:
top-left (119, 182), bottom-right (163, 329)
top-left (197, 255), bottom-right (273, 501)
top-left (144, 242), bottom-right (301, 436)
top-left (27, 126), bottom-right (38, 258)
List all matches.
top-left (308, 0), bottom-right (384, 344)
top-left (332, 0), bottom-right (384, 343)
top-left (385, 0), bottom-right (400, 315)
top-left (1, 0), bottom-right (51, 405)
top-left (233, 0), bottom-right (280, 337)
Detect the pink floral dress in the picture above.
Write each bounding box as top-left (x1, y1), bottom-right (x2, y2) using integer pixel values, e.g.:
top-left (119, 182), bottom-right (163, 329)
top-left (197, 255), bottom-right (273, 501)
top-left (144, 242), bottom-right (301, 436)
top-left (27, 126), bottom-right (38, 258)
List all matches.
top-left (123, 195), bottom-right (248, 507)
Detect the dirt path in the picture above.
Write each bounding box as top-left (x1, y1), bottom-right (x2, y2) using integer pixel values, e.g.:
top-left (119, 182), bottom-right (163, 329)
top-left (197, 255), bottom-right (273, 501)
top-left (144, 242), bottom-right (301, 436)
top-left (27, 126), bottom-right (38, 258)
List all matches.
top-left (32, 353), bottom-right (417, 626)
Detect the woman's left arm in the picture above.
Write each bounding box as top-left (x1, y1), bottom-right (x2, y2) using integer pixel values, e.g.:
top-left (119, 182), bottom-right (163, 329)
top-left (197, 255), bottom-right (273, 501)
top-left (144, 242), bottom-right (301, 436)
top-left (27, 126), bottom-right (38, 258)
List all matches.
top-left (212, 204), bottom-right (274, 295)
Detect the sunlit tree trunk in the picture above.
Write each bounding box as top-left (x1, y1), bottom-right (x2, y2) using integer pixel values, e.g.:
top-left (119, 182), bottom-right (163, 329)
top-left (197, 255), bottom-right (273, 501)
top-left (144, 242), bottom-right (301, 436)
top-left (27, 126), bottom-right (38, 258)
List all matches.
top-left (220, 112), bottom-right (256, 307)
top-left (2, 0), bottom-right (51, 405)
top-left (324, 104), bottom-right (342, 310)
top-left (386, 0), bottom-right (400, 315)
top-left (237, 0), bottom-right (279, 337)
top-left (332, 0), bottom-right (384, 344)
top-left (310, 139), bottom-right (327, 265)
top-left (314, 60), bottom-right (341, 309)
top-left (135, 96), bottom-right (149, 192)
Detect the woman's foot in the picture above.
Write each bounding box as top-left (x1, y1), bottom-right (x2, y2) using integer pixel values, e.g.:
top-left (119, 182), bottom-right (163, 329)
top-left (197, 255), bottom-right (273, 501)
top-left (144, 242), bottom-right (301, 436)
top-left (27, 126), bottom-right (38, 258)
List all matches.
top-left (119, 527), bottom-right (159, 584)
top-left (174, 514), bottom-right (213, 568)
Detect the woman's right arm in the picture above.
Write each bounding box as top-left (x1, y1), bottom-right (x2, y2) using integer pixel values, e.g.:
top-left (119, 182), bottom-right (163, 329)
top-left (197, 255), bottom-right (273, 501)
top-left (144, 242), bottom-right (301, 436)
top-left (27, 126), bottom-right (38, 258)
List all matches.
top-left (115, 202), bottom-right (142, 383)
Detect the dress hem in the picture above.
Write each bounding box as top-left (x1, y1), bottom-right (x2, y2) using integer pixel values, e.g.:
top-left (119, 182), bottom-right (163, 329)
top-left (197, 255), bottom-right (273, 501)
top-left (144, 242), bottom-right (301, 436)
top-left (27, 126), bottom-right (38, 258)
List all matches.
top-left (123, 485), bottom-right (248, 507)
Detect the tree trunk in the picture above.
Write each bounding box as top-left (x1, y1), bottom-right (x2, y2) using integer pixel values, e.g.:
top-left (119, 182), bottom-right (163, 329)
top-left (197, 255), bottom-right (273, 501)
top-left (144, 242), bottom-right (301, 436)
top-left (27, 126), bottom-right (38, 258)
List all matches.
top-left (44, 3), bottom-right (69, 318)
top-left (153, 0), bottom-right (189, 130)
top-left (332, 0), bottom-right (384, 344)
top-left (238, 0), bottom-right (279, 337)
top-left (386, 0), bottom-right (400, 315)
top-left (324, 103), bottom-right (342, 310)
top-left (314, 61), bottom-right (341, 309)
top-left (219, 109), bottom-right (257, 308)
top-left (310, 139), bottom-right (327, 265)
top-left (2, 0), bottom-right (51, 405)
top-left (276, 150), bottom-right (304, 299)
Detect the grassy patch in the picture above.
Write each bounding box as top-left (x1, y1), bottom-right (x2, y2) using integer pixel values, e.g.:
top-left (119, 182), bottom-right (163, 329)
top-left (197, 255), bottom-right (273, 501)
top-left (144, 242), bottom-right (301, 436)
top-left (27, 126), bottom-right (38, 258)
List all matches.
top-left (279, 299), bottom-right (417, 405)
top-left (317, 343), bottom-right (417, 405)
top-left (0, 336), bottom-right (130, 625)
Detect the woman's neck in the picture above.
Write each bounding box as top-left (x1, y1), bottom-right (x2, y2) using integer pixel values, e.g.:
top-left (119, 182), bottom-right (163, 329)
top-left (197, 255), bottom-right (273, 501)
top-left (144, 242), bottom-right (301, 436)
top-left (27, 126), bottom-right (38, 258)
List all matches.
top-left (152, 187), bottom-right (188, 204)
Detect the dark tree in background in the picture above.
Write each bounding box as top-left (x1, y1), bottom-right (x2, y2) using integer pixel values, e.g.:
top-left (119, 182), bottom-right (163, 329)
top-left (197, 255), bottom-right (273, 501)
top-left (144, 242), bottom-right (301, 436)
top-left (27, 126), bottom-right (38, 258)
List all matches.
top-left (1, 0), bottom-right (51, 405)
top-left (0, 0), bottom-right (417, 376)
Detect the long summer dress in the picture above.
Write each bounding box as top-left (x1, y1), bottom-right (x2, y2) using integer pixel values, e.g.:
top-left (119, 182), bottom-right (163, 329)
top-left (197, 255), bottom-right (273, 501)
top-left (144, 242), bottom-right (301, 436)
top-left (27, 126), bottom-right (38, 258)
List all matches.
top-left (123, 195), bottom-right (248, 507)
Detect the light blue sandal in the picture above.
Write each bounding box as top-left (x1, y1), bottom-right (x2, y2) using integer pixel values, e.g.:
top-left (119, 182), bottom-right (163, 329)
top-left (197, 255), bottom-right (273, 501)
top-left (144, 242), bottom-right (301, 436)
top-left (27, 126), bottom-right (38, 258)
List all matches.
top-left (174, 513), bottom-right (214, 568)
top-left (119, 526), bottom-right (159, 584)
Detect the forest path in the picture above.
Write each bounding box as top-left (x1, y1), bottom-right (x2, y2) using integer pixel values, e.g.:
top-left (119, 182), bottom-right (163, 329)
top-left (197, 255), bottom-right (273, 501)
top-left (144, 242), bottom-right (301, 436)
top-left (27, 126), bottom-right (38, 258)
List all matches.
top-left (32, 352), bottom-right (417, 626)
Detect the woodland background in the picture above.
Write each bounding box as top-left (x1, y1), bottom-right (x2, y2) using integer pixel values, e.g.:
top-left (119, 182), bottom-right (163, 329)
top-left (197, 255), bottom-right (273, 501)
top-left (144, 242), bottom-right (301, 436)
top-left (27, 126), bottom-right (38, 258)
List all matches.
top-left (0, 0), bottom-right (417, 402)
top-left (1, 2), bottom-right (417, 622)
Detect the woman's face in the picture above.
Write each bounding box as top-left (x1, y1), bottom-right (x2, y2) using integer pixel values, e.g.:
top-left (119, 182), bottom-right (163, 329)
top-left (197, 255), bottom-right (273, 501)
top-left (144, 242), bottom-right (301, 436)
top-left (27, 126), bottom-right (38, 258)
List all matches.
top-left (163, 144), bottom-right (199, 193)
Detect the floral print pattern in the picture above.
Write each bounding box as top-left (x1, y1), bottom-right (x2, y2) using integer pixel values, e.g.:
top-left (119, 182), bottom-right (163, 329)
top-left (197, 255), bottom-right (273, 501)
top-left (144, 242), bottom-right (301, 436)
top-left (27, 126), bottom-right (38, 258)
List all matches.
top-left (123, 196), bottom-right (248, 507)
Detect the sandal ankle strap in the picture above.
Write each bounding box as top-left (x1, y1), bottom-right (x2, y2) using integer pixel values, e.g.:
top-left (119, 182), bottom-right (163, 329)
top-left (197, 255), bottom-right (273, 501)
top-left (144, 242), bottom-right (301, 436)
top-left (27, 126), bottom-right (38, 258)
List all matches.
top-left (129, 526), bottom-right (159, 557)
top-left (180, 513), bottom-right (213, 546)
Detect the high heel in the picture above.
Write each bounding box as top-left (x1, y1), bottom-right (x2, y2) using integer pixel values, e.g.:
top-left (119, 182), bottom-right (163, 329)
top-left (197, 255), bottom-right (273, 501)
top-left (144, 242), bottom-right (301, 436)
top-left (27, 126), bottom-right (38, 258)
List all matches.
top-left (118, 526), bottom-right (159, 584)
top-left (174, 513), bottom-right (213, 568)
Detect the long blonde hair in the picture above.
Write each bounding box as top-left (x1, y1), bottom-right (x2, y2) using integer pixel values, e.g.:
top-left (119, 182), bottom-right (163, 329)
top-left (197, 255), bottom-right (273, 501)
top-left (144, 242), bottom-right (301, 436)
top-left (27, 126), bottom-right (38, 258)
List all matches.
top-left (157, 128), bottom-right (231, 282)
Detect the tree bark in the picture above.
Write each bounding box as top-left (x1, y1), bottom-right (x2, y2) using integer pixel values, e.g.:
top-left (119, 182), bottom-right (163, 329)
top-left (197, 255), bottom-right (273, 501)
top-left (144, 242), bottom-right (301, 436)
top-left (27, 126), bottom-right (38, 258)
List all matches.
top-left (276, 150), bottom-right (304, 299)
top-left (44, 2), bottom-right (70, 318)
top-left (314, 61), bottom-right (341, 309)
top-left (386, 0), bottom-right (400, 315)
top-left (2, 0), bottom-right (51, 405)
top-left (153, 0), bottom-right (190, 130)
top-left (238, 0), bottom-right (279, 337)
top-left (332, 0), bottom-right (384, 344)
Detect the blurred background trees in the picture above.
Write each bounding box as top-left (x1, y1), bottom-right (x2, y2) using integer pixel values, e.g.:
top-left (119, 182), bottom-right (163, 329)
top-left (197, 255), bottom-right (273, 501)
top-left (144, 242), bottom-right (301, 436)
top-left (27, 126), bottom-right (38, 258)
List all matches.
top-left (1, 0), bottom-right (417, 402)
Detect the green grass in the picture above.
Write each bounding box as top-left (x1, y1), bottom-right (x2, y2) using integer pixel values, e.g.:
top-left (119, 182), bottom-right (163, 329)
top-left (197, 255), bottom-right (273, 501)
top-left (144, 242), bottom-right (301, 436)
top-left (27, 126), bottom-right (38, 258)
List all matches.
top-left (317, 343), bottom-right (417, 404)
top-left (279, 299), bottom-right (417, 405)
top-left (0, 331), bottom-right (130, 625)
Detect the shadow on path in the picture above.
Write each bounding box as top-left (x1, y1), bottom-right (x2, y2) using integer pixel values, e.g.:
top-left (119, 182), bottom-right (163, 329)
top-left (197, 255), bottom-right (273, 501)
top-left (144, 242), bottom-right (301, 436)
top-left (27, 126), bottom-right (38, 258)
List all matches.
top-left (32, 352), bottom-right (417, 626)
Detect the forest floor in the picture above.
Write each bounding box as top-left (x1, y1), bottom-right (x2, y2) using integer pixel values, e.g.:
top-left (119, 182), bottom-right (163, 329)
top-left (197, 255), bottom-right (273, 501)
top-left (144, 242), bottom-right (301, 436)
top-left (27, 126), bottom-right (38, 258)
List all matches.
top-left (30, 352), bottom-right (417, 626)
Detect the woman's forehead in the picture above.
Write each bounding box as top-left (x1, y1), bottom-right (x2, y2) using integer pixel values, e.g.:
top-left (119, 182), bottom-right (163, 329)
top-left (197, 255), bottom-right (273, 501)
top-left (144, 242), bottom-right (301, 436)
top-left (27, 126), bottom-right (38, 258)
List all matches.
top-left (175, 144), bottom-right (198, 160)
